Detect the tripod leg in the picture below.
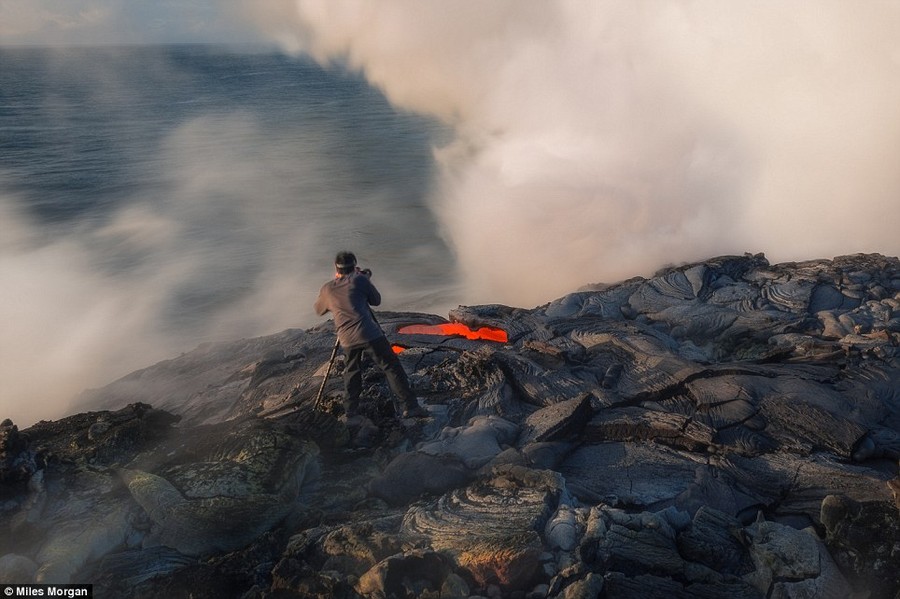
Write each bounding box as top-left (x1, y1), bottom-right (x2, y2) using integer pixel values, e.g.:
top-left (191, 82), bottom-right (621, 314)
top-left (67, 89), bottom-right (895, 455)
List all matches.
top-left (313, 339), bottom-right (340, 411)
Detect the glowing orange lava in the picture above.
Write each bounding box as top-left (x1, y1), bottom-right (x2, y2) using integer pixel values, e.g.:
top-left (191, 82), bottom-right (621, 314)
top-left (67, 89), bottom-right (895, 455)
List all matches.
top-left (392, 345), bottom-right (406, 354)
top-left (398, 322), bottom-right (509, 343)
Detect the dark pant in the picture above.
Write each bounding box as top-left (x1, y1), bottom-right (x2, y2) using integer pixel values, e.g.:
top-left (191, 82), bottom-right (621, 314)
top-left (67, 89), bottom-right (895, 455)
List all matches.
top-left (343, 335), bottom-right (416, 415)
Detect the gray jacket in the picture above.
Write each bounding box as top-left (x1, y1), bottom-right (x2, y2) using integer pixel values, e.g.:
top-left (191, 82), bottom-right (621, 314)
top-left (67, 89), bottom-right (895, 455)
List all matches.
top-left (314, 271), bottom-right (384, 349)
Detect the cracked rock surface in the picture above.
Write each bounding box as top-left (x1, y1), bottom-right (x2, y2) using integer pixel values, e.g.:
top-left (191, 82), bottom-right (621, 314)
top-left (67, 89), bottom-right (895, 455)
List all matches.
top-left (1, 253), bottom-right (899, 598)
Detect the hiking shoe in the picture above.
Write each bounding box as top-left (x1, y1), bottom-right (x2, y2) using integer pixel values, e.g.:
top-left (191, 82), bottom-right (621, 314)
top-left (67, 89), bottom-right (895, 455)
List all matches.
top-left (401, 404), bottom-right (429, 419)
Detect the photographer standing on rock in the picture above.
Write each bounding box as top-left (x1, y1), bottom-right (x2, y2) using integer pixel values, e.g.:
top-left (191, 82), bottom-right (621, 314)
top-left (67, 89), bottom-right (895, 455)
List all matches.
top-left (314, 251), bottom-right (428, 420)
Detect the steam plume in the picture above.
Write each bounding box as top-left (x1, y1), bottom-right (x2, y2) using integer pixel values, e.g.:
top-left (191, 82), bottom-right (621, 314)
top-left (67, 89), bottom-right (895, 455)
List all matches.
top-left (0, 91), bottom-right (444, 426)
top-left (245, 0), bottom-right (900, 305)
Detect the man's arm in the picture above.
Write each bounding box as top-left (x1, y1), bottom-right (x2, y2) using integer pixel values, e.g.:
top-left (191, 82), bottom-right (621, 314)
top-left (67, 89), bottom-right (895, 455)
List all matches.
top-left (313, 285), bottom-right (330, 316)
top-left (363, 274), bottom-right (382, 307)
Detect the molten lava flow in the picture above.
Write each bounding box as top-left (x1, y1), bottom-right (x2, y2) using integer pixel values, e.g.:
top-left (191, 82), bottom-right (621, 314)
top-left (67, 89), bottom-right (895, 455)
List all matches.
top-left (398, 322), bottom-right (509, 343)
top-left (392, 345), bottom-right (406, 354)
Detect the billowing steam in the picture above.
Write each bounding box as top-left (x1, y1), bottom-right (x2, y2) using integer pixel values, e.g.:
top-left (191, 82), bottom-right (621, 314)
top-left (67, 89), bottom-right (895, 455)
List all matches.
top-left (244, 0), bottom-right (900, 305)
top-left (0, 114), bottom-right (328, 425)
top-left (0, 59), bottom-right (447, 426)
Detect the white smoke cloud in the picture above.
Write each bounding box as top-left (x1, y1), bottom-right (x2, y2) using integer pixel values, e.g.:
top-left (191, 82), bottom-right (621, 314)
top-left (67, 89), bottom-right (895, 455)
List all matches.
top-left (0, 93), bottom-right (453, 426)
top-left (244, 0), bottom-right (900, 305)
top-left (1, 111), bottom-right (355, 426)
top-left (0, 195), bottom-right (165, 425)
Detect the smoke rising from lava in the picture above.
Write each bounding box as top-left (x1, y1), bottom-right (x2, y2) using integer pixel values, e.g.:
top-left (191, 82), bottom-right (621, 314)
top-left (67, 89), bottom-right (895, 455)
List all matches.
top-left (245, 0), bottom-right (900, 305)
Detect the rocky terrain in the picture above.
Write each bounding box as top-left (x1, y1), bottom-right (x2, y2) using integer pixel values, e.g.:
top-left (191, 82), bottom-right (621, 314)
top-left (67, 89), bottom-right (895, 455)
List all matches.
top-left (2, 253), bottom-right (899, 599)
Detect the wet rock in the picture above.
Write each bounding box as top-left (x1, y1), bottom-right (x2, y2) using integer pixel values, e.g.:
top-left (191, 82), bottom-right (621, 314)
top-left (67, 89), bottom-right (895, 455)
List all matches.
top-left (356, 549), bottom-right (452, 598)
top-left (0, 405), bottom-right (184, 584)
top-left (270, 557), bottom-right (333, 595)
top-left (493, 352), bottom-right (599, 408)
top-left (583, 406), bottom-right (715, 452)
top-left (0, 553), bottom-right (38, 583)
top-left (560, 442), bottom-right (699, 507)
top-left (317, 521), bottom-right (403, 576)
top-left (402, 466), bottom-right (563, 591)
top-left (89, 546), bottom-right (197, 589)
top-left (0, 419), bottom-right (34, 484)
top-left (120, 421), bottom-right (320, 557)
top-left (743, 515), bottom-right (852, 598)
top-left (716, 452), bottom-right (893, 526)
top-left (544, 505), bottom-right (580, 552)
top-left (440, 571), bottom-right (470, 598)
top-left (280, 407), bottom-right (351, 451)
top-left (417, 415), bottom-right (519, 469)
top-left (758, 390), bottom-right (869, 459)
top-left (602, 571), bottom-right (688, 599)
top-left (81, 329), bottom-right (316, 426)
top-left (552, 571), bottom-right (603, 598)
top-left (456, 537), bottom-right (543, 592)
top-left (676, 506), bottom-right (754, 577)
top-left (518, 394), bottom-right (593, 446)
top-left (521, 441), bottom-right (575, 470)
top-left (820, 494), bottom-right (900, 598)
top-left (35, 504), bottom-right (130, 583)
top-left (423, 347), bottom-right (521, 418)
top-left (368, 451), bottom-right (473, 506)
top-left (593, 508), bottom-right (686, 578)
top-left (685, 580), bottom-right (763, 599)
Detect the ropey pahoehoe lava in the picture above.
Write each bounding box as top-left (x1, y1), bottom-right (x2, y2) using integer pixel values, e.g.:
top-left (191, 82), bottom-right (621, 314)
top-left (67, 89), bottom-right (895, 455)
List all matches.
top-left (1, 253), bottom-right (899, 598)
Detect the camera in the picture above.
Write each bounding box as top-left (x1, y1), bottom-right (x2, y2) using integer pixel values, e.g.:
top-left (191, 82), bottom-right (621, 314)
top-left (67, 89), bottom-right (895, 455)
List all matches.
top-left (358, 267), bottom-right (372, 277)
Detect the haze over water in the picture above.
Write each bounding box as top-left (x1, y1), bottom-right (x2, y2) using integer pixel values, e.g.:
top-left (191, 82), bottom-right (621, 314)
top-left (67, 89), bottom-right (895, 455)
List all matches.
top-left (2, 1), bottom-right (900, 426)
top-left (1, 46), bottom-right (455, 425)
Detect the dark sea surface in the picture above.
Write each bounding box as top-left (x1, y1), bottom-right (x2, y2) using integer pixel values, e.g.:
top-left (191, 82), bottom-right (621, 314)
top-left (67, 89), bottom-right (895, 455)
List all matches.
top-left (0, 45), bottom-right (453, 274)
top-left (0, 45), bottom-right (458, 423)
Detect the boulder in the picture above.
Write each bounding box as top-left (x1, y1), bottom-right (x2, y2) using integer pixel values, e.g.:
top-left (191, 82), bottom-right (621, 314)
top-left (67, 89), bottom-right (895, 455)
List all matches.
top-left (518, 394), bottom-right (594, 447)
top-left (356, 550), bottom-right (453, 598)
top-left (417, 415), bottom-right (519, 469)
top-left (820, 494), bottom-right (900, 598)
top-left (368, 451), bottom-right (473, 506)
top-left (402, 466), bottom-right (563, 591)
top-left (743, 516), bottom-right (852, 598)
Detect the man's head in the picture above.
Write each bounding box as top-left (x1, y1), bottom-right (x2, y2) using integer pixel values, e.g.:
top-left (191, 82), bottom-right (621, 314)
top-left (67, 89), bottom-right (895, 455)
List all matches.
top-left (335, 251), bottom-right (357, 275)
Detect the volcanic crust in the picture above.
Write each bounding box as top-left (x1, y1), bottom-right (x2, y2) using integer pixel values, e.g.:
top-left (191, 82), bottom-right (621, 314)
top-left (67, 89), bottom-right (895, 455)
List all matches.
top-left (2, 253), bottom-right (899, 598)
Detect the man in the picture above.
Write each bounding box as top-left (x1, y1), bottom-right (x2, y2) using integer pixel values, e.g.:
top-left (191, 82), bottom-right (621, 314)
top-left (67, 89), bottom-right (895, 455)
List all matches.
top-left (314, 251), bottom-right (428, 419)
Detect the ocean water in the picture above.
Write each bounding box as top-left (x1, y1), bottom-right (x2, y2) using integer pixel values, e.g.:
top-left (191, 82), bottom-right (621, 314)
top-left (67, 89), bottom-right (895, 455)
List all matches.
top-left (0, 45), bottom-right (458, 424)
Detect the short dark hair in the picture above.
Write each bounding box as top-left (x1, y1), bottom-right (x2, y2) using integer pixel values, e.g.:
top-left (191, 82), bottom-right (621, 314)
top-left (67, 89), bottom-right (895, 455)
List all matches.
top-left (335, 251), bottom-right (357, 275)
